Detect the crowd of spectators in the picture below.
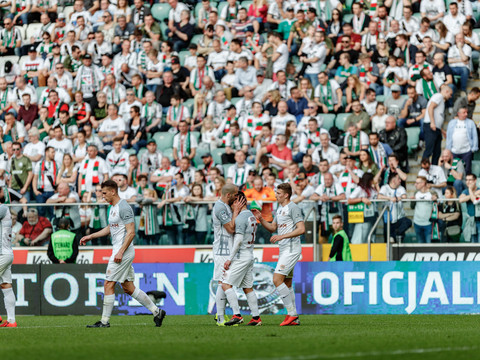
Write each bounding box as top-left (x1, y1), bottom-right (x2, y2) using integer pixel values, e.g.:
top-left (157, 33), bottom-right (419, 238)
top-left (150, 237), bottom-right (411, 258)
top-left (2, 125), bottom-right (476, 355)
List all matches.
top-left (0, 0), bottom-right (479, 246)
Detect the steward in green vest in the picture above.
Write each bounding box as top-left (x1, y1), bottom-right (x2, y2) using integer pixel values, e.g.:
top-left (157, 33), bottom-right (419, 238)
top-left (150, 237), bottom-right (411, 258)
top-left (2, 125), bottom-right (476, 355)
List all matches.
top-left (329, 215), bottom-right (352, 261)
top-left (47, 218), bottom-right (79, 264)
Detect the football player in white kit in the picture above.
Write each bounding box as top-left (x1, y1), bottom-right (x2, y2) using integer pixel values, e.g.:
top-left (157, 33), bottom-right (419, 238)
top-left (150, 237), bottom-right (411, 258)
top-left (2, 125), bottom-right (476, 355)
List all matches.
top-left (222, 191), bottom-right (262, 326)
top-left (0, 204), bottom-right (16, 327)
top-left (80, 180), bottom-right (166, 328)
top-left (253, 183), bottom-right (305, 326)
top-left (211, 183), bottom-right (244, 326)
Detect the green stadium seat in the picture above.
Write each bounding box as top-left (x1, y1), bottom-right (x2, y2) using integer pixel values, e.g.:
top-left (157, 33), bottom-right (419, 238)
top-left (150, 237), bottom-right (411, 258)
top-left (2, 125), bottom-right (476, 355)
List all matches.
top-left (376, 95), bottom-right (386, 103)
top-left (138, 148), bottom-right (147, 160)
top-left (230, 97), bottom-right (242, 106)
top-left (178, 50), bottom-right (190, 65)
top-left (217, 1), bottom-right (228, 15)
top-left (191, 131), bottom-right (201, 142)
top-left (154, 132), bottom-right (174, 151)
top-left (472, 161), bottom-right (480, 177)
top-left (335, 113), bottom-right (350, 131)
top-left (343, 14), bottom-right (353, 23)
top-left (405, 127), bottom-right (420, 154)
top-left (126, 148), bottom-right (136, 156)
top-left (212, 148), bottom-right (225, 164)
top-left (191, 34), bottom-right (203, 45)
top-left (183, 98), bottom-right (195, 114)
top-left (163, 148), bottom-right (174, 161)
top-left (36, 86), bottom-right (47, 102)
top-left (321, 114), bottom-right (336, 131)
top-left (152, 3), bottom-right (171, 22)
top-left (241, 0), bottom-right (253, 9)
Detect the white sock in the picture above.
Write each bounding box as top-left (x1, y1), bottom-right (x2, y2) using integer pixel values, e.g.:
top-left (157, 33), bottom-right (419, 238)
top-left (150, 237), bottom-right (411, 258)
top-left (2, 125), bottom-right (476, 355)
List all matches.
top-left (277, 283), bottom-right (295, 316)
top-left (246, 291), bottom-right (259, 317)
top-left (101, 294), bottom-right (115, 324)
top-left (289, 287), bottom-right (297, 316)
top-left (224, 288), bottom-right (240, 315)
top-left (132, 288), bottom-right (159, 316)
top-left (2, 288), bottom-right (15, 323)
top-left (215, 286), bottom-right (226, 322)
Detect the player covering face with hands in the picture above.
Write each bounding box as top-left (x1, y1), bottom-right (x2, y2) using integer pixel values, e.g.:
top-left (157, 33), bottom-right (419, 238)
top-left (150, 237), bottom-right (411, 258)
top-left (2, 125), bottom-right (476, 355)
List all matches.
top-left (80, 180), bottom-right (166, 328)
top-left (252, 183), bottom-right (305, 326)
top-left (221, 191), bottom-right (262, 326)
top-left (212, 184), bottom-right (246, 326)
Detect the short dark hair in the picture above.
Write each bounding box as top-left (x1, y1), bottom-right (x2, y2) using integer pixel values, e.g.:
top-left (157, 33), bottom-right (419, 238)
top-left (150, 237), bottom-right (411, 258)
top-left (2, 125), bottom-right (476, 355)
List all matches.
top-left (332, 215), bottom-right (342, 222)
top-left (277, 183), bottom-right (292, 198)
top-left (101, 179), bottom-right (118, 192)
top-left (236, 191), bottom-right (247, 204)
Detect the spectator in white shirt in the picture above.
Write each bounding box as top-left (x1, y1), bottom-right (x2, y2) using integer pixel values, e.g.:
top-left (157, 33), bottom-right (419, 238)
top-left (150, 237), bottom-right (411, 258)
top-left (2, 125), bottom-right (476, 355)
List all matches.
top-left (269, 31), bottom-right (289, 78)
top-left (448, 33), bottom-right (472, 93)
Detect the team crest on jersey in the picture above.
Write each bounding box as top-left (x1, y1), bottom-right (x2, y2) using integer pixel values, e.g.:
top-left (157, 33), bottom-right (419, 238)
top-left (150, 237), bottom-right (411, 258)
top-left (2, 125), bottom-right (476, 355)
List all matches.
top-left (220, 211), bottom-right (229, 221)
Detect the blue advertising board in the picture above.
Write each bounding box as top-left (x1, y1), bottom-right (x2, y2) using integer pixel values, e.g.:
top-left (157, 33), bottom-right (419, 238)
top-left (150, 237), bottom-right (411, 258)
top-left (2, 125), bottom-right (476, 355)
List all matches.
top-left (1, 262), bottom-right (479, 315)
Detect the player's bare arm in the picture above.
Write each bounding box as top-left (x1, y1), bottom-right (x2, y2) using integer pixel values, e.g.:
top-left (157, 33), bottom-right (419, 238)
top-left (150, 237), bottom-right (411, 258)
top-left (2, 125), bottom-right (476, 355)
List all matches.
top-left (80, 226), bottom-right (111, 245)
top-left (114, 222), bottom-right (135, 263)
top-left (252, 209), bottom-right (277, 233)
top-left (224, 197), bottom-right (246, 234)
top-left (270, 221), bottom-right (305, 244)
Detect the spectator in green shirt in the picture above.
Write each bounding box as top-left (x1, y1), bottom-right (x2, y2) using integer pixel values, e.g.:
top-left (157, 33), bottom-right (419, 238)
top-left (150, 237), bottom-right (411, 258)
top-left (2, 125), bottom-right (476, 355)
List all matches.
top-left (9, 141), bottom-right (33, 204)
top-left (277, 7), bottom-right (295, 41)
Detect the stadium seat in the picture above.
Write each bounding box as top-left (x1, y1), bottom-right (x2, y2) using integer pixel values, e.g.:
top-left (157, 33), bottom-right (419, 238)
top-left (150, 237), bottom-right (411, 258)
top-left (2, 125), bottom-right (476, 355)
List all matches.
top-left (151, 3), bottom-right (171, 22)
top-left (160, 22), bottom-right (168, 38)
top-left (345, 0), bottom-right (354, 11)
top-left (36, 86), bottom-right (47, 101)
top-left (194, 147), bottom-right (210, 166)
top-left (183, 98), bottom-right (194, 114)
top-left (212, 148), bottom-right (225, 164)
top-left (191, 131), bottom-right (201, 142)
top-left (190, 34), bottom-right (203, 45)
top-left (343, 14), bottom-right (353, 23)
top-left (472, 161), bottom-right (480, 177)
top-left (126, 148), bottom-right (136, 156)
top-left (405, 127), bottom-right (420, 154)
top-left (178, 50), bottom-right (189, 65)
top-left (217, 1), bottom-right (228, 15)
top-left (63, 6), bottom-right (74, 20)
top-left (26, 23), bottom-right (43, 44)
top-left (195, 2), bottom-right (216, 17)
top-left (0, 56), bottom-right (19, 67)
top-left (223, 163), bottom-right (233, 176)
top-left (154, 132), bottom-right (174, 151)
top-left (335, 113), bottom-right (350, 131)
top-left (241, 0), bottom-right (253, 9)
top-left (138, 148), bottom-right (147, 160)
top-left (376, 95), bottom-right (386, 103)
top-left (163, 147), bottom-right (174, 161)
top-left (321, 114), bottom-right (335, 131)
top-left (230, 97), bottom-right (242, 106)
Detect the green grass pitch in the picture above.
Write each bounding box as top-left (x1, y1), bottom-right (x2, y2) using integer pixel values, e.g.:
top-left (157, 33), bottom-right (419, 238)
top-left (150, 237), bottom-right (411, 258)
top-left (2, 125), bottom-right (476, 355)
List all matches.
top-left (1, 315), bottom-right (479, 360)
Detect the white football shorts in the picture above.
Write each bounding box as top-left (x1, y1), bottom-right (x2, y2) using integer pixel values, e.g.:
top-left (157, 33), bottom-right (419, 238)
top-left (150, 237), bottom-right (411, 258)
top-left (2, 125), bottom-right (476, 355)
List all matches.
top-left (275, 250), bottom-right (301, 279)
top-left (0, 254), bottom-right (13, 284)
top-left (106, 248), bottom-right (135, 283)
top-left (222, 258), bottom-right (254, 288)
top-left (213, 254), bottom-right (229, 282)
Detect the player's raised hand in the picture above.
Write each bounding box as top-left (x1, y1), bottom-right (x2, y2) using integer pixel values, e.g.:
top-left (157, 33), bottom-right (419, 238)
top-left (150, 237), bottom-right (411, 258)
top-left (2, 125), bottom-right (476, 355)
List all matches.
top-left (252, 209), bottom-right (262, 220)
top-left (224, 260), bottom-right (231, 270)
top-left (232, 197), bottom-right (246, 214)
top-left (80, 235), bottom-right (93, 246)
top-left (270, 235), bottom-right (283, 244)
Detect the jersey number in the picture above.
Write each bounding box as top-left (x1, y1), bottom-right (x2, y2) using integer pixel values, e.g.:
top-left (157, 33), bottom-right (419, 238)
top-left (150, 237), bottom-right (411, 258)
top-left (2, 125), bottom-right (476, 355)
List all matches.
top-left (248, 222), bottom-right (257, 245)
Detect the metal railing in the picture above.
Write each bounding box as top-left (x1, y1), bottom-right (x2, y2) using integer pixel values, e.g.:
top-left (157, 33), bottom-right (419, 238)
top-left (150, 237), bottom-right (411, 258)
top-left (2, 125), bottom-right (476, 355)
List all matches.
top-left (7, 198), bottom-right (470, 260)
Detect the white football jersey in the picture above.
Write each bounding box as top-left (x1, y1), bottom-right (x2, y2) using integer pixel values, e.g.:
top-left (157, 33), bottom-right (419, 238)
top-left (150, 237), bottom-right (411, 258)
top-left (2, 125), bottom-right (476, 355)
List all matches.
top-left (108, 199), bottom-right (134, 257)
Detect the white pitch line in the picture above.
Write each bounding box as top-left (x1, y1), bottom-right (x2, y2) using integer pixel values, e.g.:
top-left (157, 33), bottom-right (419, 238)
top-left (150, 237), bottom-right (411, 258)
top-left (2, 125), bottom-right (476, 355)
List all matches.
top-left (6, 323), bottom-right (150, 329)
top-left (241, 346), bottom-right (478, 360)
